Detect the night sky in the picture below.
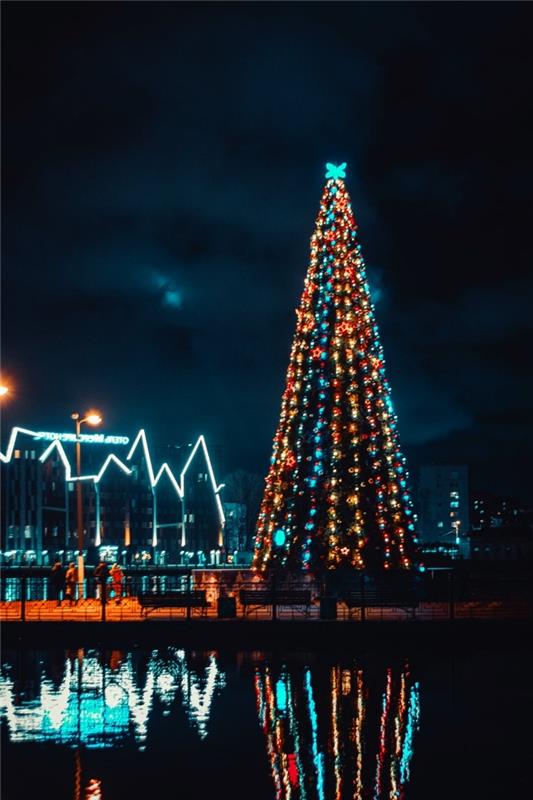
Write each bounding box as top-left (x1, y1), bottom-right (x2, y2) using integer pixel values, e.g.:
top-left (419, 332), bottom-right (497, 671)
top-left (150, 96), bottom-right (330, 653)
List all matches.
top-left (2, 2), bottom-right (533, 501)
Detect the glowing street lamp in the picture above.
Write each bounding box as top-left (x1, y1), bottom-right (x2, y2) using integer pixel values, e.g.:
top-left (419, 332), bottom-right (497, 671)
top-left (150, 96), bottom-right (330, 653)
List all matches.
top-left (453, 519), bottom-right (461, 545)
top-left (71, 410), bottom-right (103, 596)
top-left (0, 385), bottom-right (9, 397)
top-left (84, 412), bottom-right (102, 426)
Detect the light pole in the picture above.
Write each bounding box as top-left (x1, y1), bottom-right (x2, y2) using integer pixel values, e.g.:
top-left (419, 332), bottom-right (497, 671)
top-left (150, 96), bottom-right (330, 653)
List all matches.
top-left (453, 519), bottom-right (461, 545)
top-left (71, 411), bottom-right (102, 597)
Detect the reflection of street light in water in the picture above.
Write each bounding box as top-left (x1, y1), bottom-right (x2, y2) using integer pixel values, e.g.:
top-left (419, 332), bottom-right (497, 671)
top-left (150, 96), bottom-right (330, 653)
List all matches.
top-left (84, 779), bottom-right (102, 799)
top-left (72, 647), bottom-right (103, 800)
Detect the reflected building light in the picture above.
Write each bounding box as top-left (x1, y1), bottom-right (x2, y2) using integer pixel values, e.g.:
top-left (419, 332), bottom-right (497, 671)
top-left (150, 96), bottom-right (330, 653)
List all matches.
top-left (156, 673), bottom-right (177, 706)
top-left (104, 684), bottom-right (124, 710)
top-left (41, 664), bottom-right (72, 733)
top-left (0, 649), bottom-right (226, 749)
top-left (179, 652), bottom-right (226, 739)
top-left (125, 668), bottom-right (154, 745)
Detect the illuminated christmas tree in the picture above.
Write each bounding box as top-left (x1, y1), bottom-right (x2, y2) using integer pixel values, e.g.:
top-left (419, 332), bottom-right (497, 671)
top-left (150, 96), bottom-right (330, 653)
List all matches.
top-left (254, 163), bottom-right (418, 572)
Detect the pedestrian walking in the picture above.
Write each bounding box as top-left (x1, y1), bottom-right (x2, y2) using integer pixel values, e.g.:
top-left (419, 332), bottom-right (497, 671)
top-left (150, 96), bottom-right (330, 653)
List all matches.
top-left (50, 561), bottom-right (65, 606)
top-left (65, 562), bottom-right (78, 605)
top-left (110, 563), bottom-right (124, 604)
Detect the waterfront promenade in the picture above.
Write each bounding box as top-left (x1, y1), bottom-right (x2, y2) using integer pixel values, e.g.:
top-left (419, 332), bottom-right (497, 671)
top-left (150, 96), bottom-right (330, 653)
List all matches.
top-left (0, 595), bottom-right (530, 623)
top-left (1, 565), bottom-right (532, 628)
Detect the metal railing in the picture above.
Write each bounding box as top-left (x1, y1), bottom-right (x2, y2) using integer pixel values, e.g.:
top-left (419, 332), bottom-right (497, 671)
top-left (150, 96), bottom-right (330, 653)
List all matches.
top-left (0, 569), bottom-right (531, 623)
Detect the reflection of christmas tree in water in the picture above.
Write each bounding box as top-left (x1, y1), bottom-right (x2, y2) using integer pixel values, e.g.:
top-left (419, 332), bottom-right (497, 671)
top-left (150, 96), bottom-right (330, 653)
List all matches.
top-left (254, 163), bottom-right (419, 572)
top-left (254, 661), bottom-right (420, 800)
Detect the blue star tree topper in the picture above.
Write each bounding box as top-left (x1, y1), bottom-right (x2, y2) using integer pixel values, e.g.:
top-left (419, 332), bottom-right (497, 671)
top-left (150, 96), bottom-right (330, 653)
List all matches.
top-left (325, 162), bottom-right (347, 180)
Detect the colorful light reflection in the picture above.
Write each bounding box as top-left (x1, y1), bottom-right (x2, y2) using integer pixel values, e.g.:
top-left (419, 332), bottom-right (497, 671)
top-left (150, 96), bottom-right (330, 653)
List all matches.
top-left (255, 661), bottom-right (420, 800)
top-left (0, 648), bottom-right (226, 748)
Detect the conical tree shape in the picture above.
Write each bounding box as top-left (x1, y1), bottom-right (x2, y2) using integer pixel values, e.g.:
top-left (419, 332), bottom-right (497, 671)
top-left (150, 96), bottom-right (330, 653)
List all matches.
top-left (254, 163), bottom-right (418, 572)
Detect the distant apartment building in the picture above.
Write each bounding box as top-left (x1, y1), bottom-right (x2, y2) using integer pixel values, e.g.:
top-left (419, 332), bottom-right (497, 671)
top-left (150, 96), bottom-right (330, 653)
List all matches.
top-left (469, 493), bottom-right (531, 561)
top-left (418, 465), bottom-right (469, 544)
top-left (471, 492), bottom-right (522, 530)
top-left (223, 502), bottom-right (247, 554)
top-left (469, 526), bottom-right (533, 561)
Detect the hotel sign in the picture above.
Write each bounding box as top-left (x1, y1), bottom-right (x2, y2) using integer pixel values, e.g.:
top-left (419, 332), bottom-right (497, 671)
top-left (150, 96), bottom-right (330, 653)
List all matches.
top-left (34, 431), bottom-right (130, 445)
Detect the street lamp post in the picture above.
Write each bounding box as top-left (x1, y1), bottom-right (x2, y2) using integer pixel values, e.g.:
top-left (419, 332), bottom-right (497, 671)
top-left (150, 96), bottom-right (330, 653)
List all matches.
top-left (71, 411), bottom-right (102, 597)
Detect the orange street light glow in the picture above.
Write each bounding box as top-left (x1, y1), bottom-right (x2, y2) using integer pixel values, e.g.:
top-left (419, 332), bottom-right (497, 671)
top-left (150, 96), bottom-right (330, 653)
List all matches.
top-left (85, 412), bottom-right (103, 426)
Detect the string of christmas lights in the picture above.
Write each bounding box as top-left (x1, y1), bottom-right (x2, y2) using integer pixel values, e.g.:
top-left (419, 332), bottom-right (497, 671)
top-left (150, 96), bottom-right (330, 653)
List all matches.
top-left (254, 163), bottom-right (419, 571)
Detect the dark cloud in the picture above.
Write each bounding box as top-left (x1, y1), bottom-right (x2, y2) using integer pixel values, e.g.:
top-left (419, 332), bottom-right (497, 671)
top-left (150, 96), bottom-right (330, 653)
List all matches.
top-left (2, 1), bottom-right (533, 500)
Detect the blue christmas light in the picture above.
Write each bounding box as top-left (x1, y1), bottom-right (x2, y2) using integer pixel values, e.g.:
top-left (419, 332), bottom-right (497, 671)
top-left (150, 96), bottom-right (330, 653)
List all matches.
top-left (273, 529), bottom-right (286, 547)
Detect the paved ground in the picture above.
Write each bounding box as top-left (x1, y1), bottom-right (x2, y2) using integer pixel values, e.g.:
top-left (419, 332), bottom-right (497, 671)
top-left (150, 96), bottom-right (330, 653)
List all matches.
top-left (0, 598), bottom-right (529, 623)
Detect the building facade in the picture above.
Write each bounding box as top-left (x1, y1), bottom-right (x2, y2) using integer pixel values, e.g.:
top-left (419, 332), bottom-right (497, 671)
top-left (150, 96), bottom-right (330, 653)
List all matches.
top-left (469, 493), bottom-right (532, 561)
top-left (417, 465), bottom-right (469, 546)
top-left (1, 427), bottom-right (225, 565)
top-left (222, 502), bottom-right (247, 558)
top-left (471, 492), bottom-right (522, 530)
top-left (469, 526), bottom-right (533, 561)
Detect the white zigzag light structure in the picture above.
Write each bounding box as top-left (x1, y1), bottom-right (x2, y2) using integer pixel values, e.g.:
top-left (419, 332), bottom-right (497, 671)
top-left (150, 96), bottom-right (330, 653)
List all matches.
top-left (0, 649), bottom-right (226, 746)
top-left (1, 426), bottom-right (225, 548)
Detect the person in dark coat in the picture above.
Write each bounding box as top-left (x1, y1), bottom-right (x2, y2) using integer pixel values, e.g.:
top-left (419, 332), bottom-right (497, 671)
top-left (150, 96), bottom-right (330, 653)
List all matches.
top-left (65, 562), bottom-right (78, 605)
top-left (93, 561), bottom-right (110, 599)
top-left (50, 561), bottom-right (65, 606)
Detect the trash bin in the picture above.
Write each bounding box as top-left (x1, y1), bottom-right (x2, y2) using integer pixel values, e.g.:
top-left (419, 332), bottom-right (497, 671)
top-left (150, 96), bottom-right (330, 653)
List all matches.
top-left (320, 596), bottom-right (337, 620)
top-left (218, 596), bottom-right (237, 618)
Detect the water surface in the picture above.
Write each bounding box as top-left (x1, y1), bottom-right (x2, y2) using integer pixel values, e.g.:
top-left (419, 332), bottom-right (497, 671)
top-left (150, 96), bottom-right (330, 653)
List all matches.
top-left (1, 644), bottom-right (529, 799)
